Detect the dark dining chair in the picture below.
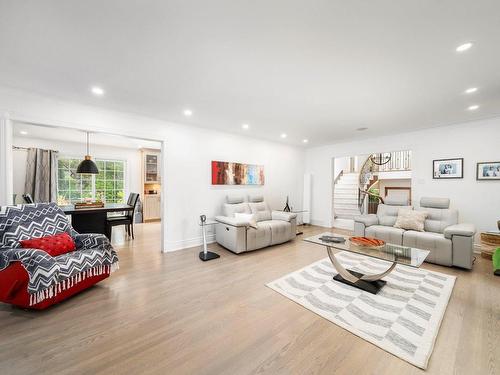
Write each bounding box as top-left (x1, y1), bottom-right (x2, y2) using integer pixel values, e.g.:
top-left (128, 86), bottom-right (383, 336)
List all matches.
top-left (22, 194), bottom-right (34, 204)
top-left (106, 193), bottom-right (140, 239)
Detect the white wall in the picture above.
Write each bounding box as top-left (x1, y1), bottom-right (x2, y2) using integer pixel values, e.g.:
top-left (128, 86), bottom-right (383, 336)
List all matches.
top-left (305, 117), bottom-right (500, 241)
top-left (0, 87), bottom-right (305, 251)
top-left (11, 135), bottom-right (144, 203)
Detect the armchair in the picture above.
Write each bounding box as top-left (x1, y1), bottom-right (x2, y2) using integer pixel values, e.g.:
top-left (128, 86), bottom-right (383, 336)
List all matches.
top-left (0, 203), bottom-right (119, 309)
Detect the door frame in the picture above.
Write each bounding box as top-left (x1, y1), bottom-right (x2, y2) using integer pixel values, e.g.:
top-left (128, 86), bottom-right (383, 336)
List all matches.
top-left (0, 113), bottom-right (168, 252)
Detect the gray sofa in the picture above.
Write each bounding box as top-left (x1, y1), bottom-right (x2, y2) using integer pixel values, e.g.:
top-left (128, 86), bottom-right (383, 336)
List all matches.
top-left (354, 197), bottom-right (476, 269)
top-left (215, 195), bottom-right (297, 253)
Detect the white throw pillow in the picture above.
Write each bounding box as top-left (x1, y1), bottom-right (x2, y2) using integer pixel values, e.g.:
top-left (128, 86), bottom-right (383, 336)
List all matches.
top-left (394, 209), bottom-right (428, 232)
top-left (234, 213), bottom-right (258, 229)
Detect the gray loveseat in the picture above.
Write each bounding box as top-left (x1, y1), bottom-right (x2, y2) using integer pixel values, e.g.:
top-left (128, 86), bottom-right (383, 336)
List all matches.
top-left (354, 197), bottom-right (476, 269)
top-left (215, 195), bottom-right (297, 253)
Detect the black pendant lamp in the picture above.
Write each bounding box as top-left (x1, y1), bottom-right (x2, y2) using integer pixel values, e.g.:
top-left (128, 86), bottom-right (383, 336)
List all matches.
top-left (77, 132), bottom-right (99, 174)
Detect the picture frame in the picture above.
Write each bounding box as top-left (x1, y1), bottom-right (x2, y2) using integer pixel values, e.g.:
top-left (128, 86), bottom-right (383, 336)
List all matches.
top-left (476, 161), bottom-right (500, 180)
top-left (211, 161), bottom-right (265, 185)
top-left (432, 158), bottom-right (463, 179)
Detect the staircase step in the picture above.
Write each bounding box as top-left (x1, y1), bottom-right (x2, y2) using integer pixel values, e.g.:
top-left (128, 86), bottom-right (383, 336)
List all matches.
top-left (334, 197), bottom-right (358, 203)
top-left (334, 204), bottom-right (359, 208)
top-left (335, 208), bottom-right (361, 216)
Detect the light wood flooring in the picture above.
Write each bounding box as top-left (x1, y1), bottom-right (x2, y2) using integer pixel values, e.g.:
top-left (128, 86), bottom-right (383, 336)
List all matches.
top-left (0, 224), bottom-right (498, 375)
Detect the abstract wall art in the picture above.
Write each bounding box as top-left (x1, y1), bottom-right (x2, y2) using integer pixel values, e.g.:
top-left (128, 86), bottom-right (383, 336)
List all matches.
top-left (211, 161), bottom-right (264, 185)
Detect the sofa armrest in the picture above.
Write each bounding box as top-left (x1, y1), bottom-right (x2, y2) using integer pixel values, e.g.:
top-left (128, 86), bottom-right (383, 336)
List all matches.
top-left (215, 216), bottom-right (250, 227)
top-left (272, 211), bottom-right (297, 222)
top-left (444, 223), bottom-right (476, 239)
top-left (353, 214), bottom-right (378, 227)
top-left (74, 233), bottom-right (111, 250)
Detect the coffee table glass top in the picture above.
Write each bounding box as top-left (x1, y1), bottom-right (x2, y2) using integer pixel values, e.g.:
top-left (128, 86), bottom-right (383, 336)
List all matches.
top-left (304, 232), bottom-right (430, 268)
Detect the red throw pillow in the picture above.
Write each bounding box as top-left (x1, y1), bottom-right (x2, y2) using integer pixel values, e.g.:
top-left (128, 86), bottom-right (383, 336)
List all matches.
top-left (20, 232), bottom-right (76, 257)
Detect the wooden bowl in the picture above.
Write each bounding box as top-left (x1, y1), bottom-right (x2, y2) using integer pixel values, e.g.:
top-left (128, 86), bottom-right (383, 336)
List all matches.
top-left (349, 236), bottom-right (386, 247)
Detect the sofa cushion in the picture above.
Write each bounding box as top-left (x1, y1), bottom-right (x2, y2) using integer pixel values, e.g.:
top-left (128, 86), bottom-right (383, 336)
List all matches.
top-left (420, 197), bottom-right (450, 209)
top-left (246, 222), bottom-right (272, 251)
top-left (415, 206), bottom-right (458, 234)
top-left (20, 232), bottom-right (76, 257)
top-left (222, 202), bottom-right (251, 217)
top-left (376, 204), bottom-right (412, 226)
top-left (394, 209), bottom-right (428, 231)
top-left (248, 201), bottom-right (272, 222)
top-left (226, 195), bottom-right (245, 204)
top-left (403, 230), bottom-right (452, 266)
top-left (365, 225), bottom-right (405, 245)
top-left (234, 213), bottom-right (258, 229)
top-left (259, 220), bottom-right (292, 245)
top-left (0, 202), bottom-right (75, 248)
top-left (248, 195), bottom-right (264, 203)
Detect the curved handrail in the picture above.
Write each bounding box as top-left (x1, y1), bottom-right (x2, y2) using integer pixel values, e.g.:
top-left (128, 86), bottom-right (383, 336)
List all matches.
top-left (359, 188), bottom-right (384, 204)
top-left (333, 170), bottom-right (344, 185)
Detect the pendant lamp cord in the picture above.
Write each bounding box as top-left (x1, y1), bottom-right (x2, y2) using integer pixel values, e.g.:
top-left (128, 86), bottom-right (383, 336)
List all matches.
top-left (86, 132), bottom-right (90, 155)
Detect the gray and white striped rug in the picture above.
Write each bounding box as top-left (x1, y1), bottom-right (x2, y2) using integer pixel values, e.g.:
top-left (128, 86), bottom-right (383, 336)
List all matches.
top-left (266, 251), bottom-right (455, 369)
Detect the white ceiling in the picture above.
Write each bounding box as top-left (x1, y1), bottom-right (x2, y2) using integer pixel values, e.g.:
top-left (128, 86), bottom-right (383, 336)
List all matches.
top-left (1, 1), bottom-right (500, 146)
top-left (13, 122), bottom-right (161, 150)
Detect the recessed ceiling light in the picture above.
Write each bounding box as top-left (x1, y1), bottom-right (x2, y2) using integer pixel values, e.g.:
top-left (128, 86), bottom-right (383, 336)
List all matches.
top-left (242, 124), bottom-right (249, 130)
top-left (302, 139), bottom-right (309, 143)
top-left (467, 104), bottom-right (479, 111)
top-left (91, 86), bottom-right (105, 96)
top-left (356, 127), bottom-right (368, 131)
top-left (183, 109), bottom-right (193, 117)
top-left (19, 130), bottom-right (28, 135)
top-left (280, 133), bottom-right (287, 139)
top-left (456, 42), bottom-right (473, 52)
top-left (465, 87), bottom-right (478, 94)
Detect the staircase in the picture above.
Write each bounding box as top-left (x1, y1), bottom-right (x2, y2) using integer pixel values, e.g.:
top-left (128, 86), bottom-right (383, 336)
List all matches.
top-left (333, 173), bottom-right (361, 219)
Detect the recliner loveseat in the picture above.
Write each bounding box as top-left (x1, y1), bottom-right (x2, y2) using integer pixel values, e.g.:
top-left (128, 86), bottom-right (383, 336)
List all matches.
top-left (354, 197), bottom-right (476, 269)
top-left (215, 195), bottom-right (297, 253)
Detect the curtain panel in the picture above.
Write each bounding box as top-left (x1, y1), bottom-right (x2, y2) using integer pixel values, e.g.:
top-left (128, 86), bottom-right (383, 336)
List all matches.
top-left (24, 148), bottom-right (59, 203)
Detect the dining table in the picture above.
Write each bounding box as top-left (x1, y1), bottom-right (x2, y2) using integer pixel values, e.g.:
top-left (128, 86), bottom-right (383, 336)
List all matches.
top-left (60, 203), bottom-right (134, 239)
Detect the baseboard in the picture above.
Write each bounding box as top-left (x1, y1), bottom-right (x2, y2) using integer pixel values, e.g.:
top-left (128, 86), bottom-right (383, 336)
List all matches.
top-left (164, 233), bottom-right (216, 252)
top-left (473, 243), bottom-right (482, 255)
top-left (309, 219), bottom-right (330, 228)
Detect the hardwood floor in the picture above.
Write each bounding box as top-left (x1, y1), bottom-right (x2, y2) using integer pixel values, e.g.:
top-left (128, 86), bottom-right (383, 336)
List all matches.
top-left (0, 224), bottom-right (498, 375)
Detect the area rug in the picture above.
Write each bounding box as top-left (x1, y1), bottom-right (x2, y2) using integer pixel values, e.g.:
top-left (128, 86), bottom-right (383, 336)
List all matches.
top-left (266, 251), bottom-right (455, 369)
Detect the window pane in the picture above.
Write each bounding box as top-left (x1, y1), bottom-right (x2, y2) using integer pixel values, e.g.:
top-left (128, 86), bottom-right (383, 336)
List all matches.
top-left (57, 158), bottom-right (125, 204)
top-left (70, 159), bottom-right (80, 169)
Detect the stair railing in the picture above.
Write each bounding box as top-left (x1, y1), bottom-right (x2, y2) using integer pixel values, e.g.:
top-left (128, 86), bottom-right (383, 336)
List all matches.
top-left (358, 154), bottom-right (385, 213)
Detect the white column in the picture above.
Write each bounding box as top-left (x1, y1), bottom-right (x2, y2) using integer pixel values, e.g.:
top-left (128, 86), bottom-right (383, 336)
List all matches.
top-left (160, 140), bottom-right (168, 253)
top-left (0, 113), bottom-right (13, 206)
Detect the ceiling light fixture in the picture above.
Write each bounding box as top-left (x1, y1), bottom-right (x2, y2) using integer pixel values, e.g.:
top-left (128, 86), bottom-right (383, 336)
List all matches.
top-left (465, 87), bottom-right (478, 94)
top-left (280, 133), bottom-right (287, 139)
top-left (302, 139), bottom-right (309, 143)
top-left (467, 104), bottom-right (479, 111)
top-left (91, 86), bottom-right (105, 96)
top-left (19, 130), bottom-right (28, 135)
top-left (456, 42), bottom-right (473, 52)
top-left (356, 127), bottom-right (368, 131)
top-left (76, 132), bottom-right (99, 174)
top-left (242, 124), bottom-right (249, 130)
top-left (183, 109), bottom-right (193, 117)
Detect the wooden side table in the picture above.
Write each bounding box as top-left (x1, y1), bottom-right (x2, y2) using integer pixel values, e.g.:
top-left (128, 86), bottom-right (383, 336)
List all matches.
top-left (480, 232), bottom-right (500, 259)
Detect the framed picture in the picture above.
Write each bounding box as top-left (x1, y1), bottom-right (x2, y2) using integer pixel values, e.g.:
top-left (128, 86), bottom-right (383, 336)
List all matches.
top-left (211, 161), bottom-right (264, 185)
top-left (433, 158), bottom-right (463, 179)
top-left (476, 161), bottom-right (500, 180)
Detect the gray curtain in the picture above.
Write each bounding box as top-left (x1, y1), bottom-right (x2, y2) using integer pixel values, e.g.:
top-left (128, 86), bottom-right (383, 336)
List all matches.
top-left (24, 148), bottom-right (59, 203)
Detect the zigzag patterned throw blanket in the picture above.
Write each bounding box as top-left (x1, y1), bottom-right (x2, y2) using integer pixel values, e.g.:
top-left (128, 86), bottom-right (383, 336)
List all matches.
top-left (0, 203), bottom-right (119, 306)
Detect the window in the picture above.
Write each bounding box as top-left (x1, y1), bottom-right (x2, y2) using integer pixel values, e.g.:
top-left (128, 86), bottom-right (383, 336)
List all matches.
top-left (57, 157), bottom-right (125, 205)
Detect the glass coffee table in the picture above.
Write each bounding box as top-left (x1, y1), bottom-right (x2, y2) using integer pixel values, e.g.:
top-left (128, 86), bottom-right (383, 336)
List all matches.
top-left (304, 232), bottom-right (430, 294)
